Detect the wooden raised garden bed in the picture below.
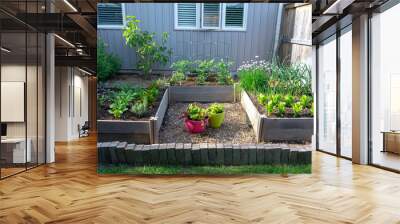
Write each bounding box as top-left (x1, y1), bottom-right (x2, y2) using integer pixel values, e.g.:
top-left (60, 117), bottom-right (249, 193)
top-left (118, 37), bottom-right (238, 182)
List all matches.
top-left (98, 85), bottom-right (238, 144)
top-left (240, 90), bottom-right (314, 143)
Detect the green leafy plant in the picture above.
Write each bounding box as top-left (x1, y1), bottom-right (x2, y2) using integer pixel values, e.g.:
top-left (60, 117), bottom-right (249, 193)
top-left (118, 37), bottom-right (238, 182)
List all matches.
top-left (310, 102), bottom-right (314, 116)
top-left (257, 93), bottom-right (268, 106)
top-left (123, 16), bottom-right (172, 78)
top-left (108, 95), bottom-right (130, 119)
top-left (186, 104), bottom-right (207, 121)
top-left (171, 60), bottom-right (193, 74)
top-left (130, 96), bottom-right (148, 117)
top-left (144, 86), bottom-right (159, 104)
top-left (97, 39), bottom-right (121, 82)
top-left (300, 95), bottom-right (312, 109)
top-left (196, 73), bottom-right (207, 85)
top-left (292, 102), bottom-right (303, 118)
top-left (216, 60), bottom-right (233, 85)
top-left (284, 95), bottom-right (294, 107)
top-left (207, 103), bottom-right (224, 115)
top-left (169, 71), bottom-right (186, 85)
top-left (266, 101), bottom-right (275, 117)
top-left (277, 102), bottom-right (286, 117)
top-left (270, 94), bottom-right (282, 107)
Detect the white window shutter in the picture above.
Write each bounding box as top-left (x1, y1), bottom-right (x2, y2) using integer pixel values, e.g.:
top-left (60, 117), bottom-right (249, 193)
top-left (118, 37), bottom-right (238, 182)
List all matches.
top-left (202, 3), bottom-right (220, 28)
top-left (177, 3), bottom-right (198, 28)
top-left (98, 3), bottom-right (124, 26)
top-left (224, 3), bottom-right (245, 28)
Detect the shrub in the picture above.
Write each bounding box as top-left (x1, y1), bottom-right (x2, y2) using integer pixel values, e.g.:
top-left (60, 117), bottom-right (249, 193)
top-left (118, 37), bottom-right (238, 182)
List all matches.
top-left (196, 73), bottom-right (207, 85)
top-left (207, 103), bottom-right (224, 115)
top-left (123, 16), bottom-right (172, 77)
top-left (170, 71), bottom-right (186, 85)
top-left (97, 39), bottom-right (121, 82)
top-left (186, 104), bottom-right (207, 121)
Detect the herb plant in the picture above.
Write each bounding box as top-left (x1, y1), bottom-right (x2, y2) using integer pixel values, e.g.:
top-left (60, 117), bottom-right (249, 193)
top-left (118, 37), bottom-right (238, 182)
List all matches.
top-left (207, 103), bottom-right (224, 115)
top-left (216, 60), bottom-right (233, 85)
top-left (170, 71), bottom-right (186, 85)
top-left (186, 104), bottom-right (207, 121)
top-left (131, 96), bottom-right (148, 117)
top-left (292, 102), bottom-right (303, 118)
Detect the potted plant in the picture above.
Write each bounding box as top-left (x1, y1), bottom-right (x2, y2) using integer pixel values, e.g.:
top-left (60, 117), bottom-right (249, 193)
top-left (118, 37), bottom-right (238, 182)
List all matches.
top-left (183, 104), bottom-right (208, 133)
top-left (207, 103), bottom-right (225, 128)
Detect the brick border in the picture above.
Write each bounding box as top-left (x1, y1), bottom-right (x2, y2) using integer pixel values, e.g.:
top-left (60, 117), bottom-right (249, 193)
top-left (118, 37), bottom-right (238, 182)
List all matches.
top-left (98, 142), bottom-right (312, 166)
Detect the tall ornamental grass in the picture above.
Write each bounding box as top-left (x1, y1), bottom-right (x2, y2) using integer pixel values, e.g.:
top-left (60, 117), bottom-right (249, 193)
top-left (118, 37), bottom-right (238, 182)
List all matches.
top-left (238, 58), bottom-right (312, 96)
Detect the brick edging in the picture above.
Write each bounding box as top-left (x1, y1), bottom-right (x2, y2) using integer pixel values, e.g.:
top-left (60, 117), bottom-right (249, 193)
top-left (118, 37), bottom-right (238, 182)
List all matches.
top-left (98, 142), bottom-right (312, 166)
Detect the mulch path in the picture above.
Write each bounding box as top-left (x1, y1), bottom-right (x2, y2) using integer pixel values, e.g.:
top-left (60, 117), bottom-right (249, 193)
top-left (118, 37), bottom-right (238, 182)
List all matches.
top-left (159, 102), bottom-right (257, 144)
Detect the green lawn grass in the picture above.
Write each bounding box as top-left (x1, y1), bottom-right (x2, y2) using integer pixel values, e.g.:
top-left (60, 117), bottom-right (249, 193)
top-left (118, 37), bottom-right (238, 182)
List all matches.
top-left (98, 164), bottom-right (311, 175)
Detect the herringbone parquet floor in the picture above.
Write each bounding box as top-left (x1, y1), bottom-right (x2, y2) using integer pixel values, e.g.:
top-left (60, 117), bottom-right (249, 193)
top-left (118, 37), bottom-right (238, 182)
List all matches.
top-left (1, 135), bottom-right (400, 224)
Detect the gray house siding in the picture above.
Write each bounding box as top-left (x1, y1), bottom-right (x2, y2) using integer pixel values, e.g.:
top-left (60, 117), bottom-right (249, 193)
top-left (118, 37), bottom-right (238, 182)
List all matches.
top-left (98, 3), bottom-right (281, 72)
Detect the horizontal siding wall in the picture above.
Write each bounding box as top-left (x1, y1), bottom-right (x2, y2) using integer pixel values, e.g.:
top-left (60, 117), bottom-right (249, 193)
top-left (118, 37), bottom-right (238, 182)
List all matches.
top-left (98, 3), bottom-right (281, 72)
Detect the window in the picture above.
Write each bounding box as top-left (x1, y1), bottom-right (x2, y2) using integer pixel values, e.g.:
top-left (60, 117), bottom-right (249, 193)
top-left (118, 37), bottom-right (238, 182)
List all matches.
top-left (176, 3), bottom-right (199, 28)
top-left (175, 3), bottom-right (247, 31)
top-left (97, 3), bottom-right (125, 28)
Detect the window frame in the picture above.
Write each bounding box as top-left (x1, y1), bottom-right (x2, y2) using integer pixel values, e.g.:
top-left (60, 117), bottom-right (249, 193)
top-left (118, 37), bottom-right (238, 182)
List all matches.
top-left (97, 3), bottom-right (126, 29)
top-left (201, 3), bottom-right (222, 30)
top-left (174, 3), bottom-right (201, 30)
top-left (174, 3), bottom-right (248, 31)
top-left (222, 3), bottom-right (248, 31)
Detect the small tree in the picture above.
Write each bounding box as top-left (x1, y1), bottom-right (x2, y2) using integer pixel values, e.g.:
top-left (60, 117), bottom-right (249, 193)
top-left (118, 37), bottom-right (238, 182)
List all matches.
top-left (123, 16), bottom-right (172, 78)
top-left (97, 39), bottom-right (121, 82)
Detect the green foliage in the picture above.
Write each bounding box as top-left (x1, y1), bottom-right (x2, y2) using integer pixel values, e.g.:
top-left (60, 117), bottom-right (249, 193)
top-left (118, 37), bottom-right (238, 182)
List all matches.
top-left (130, 96), bottom-right (148, 117)
top-left (238, 58), bottom-right (311, 96)
top-left (187, 104), bottom-right (207, 121)
top-left (292, 102), bottom-right (303, 118)
top-left (169, 71), bottom-right (186, 85)
top-left (207, 103), bottom-right (224, 115)
top-left (145, 86), bottom-right (159, 104)
top-left (270, 94), bottom-right (282, 107)
top-left (277, 102), bottom-right (286, 117)
top-left (284, 95), bottom-right (294, 107)
top-left (108, 93), bottom-right (131, 119)
top-left (196, 73), bottom-right (207, 85)
top-left (97, 39), bottom-right (121, 82)
top-left (238, 68), bottom-right (268, 93)
top-left (300, 95), bottom-right (312, 109)
top-left (170, 60), bottom-right (193, 74)
top-left (154, 77), bottom-right (170, 88)
top-left (310, 102), bottom-right (314, 116)
top-left (216, 60), bottom-right (234, 85)
top-left (123, 16), bottom-right (172, 77)
top-left (266, 101), bottom-right (275, 117)
top-left (257, 93), bottom-right (268, 106)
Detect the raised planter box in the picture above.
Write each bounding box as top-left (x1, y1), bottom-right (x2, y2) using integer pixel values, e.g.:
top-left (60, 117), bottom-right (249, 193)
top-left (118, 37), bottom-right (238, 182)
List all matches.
top-left (168, 85), bottom-right (235, 103)
top-left (98, 86), bottom-right (238, 144)
top-left (240, 90), bottom-right (314, 143)
top-left (98, 88), bottom-right (169, 144)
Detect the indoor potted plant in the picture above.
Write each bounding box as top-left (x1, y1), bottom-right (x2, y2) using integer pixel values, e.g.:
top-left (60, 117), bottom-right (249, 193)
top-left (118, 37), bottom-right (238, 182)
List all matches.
top-left (183, 104), bottom-right (208, 133)
top-left (207, 103), bottom-right (225, 128)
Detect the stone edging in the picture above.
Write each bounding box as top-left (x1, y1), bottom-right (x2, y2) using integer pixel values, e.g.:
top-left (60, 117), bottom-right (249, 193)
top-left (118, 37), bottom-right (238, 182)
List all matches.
top-left (98, 142), bottom-right (312, 166)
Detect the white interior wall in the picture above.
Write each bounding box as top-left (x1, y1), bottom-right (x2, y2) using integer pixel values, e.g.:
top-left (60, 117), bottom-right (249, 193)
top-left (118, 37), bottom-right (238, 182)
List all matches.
top-left (54, 66), bottom-right (89, 141)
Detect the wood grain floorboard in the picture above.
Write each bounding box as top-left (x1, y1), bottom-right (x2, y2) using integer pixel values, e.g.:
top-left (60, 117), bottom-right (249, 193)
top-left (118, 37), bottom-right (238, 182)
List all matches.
top-left (0, 135), bottom-right (400, 223)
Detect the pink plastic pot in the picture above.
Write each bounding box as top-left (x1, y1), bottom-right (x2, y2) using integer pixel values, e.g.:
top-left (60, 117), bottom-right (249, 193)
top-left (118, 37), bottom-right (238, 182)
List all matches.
top-left (184, 118), bottom-right (208, 133)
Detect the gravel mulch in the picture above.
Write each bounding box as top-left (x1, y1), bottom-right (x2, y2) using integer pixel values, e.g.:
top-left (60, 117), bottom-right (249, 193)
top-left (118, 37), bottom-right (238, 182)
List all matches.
top-left (159, 103), bottom-right (257, 144)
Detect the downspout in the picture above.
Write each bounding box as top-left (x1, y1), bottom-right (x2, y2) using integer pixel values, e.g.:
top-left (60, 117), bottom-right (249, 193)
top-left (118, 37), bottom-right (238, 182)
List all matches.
top-left (273, 3), bottom-right (284, 59)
